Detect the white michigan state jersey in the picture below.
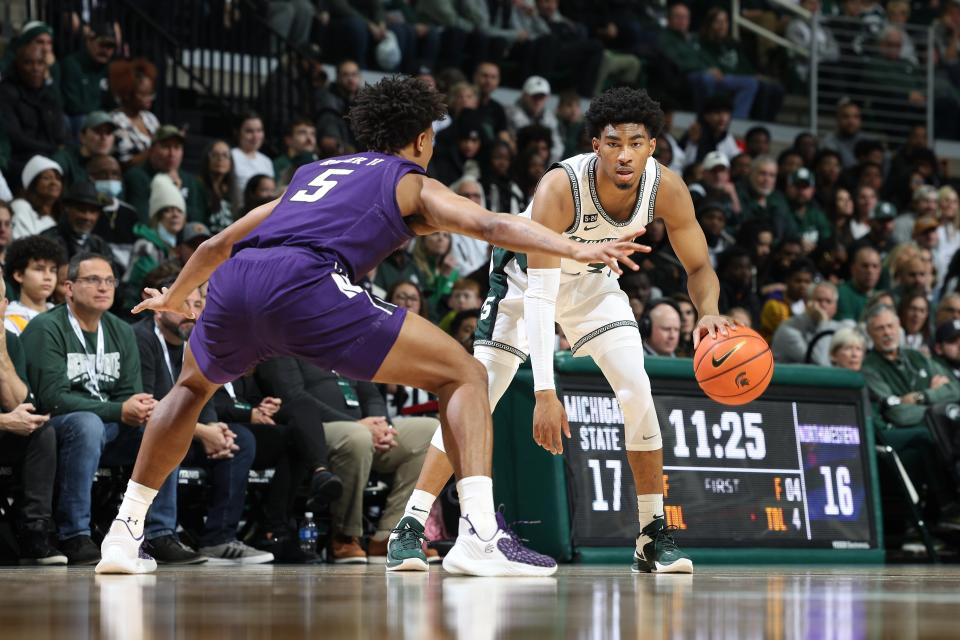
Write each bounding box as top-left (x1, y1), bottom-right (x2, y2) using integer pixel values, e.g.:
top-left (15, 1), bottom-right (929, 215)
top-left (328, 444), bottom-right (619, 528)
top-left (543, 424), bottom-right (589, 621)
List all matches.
top-left (475, 153), bottom-right (661, 360)
top-left (520, 152), bottom-right (661, 281)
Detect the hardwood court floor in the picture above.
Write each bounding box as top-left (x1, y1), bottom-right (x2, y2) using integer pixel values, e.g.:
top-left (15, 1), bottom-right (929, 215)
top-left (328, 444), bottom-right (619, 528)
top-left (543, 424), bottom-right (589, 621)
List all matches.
top-left (0, 564), bottom-right (958, 639)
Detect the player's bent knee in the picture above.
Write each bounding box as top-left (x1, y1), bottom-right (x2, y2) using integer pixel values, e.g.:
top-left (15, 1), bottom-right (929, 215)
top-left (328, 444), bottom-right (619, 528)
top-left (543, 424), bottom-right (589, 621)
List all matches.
top-left (624, 403), bottom-right (662, 452)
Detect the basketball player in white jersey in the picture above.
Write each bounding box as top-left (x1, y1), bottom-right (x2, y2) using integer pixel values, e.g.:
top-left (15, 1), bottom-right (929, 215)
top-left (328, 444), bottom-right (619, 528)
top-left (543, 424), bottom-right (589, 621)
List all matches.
top-left (386, 88), bottom-right (734, 574)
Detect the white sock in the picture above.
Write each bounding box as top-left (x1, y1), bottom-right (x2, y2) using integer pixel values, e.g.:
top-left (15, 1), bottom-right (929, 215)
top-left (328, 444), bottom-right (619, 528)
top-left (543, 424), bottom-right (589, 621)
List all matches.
top-left (111, 481), bottom-right (158, 539)
top-left (456, 476), bottom-right (497, 539)
top-left (637, 494), bottom-right (664, 535)
top-left (402, 489), bottom-right (436, 529)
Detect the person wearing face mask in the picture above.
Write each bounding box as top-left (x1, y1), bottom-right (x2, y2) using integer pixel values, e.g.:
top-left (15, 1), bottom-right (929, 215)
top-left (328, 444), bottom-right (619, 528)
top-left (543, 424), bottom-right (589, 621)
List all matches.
top-left (122, 174), bottom-right (186, 310)
top-left (41, 181), bottom-right (114, 265)
top-left (89, 154), bottom-right (139, 269)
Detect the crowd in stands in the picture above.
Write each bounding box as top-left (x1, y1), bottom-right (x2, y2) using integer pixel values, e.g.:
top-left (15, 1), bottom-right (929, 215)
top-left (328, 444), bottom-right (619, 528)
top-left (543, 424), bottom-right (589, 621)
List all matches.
top-left (1, 0), bottom-right (960, 565)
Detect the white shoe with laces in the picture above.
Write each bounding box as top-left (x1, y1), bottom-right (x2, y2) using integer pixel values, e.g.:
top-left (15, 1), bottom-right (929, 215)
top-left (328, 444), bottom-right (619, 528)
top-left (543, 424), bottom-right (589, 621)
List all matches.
top-left (441, 513), bottom-right (557, 577)
top-left (95, 519), bottom-right (158, 575)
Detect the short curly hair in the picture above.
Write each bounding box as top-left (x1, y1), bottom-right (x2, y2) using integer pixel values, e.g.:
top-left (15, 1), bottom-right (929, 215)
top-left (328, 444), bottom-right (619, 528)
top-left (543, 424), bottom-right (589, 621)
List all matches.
top-left (5, 235), bottom-right (67, 277)
top-left (348, 76), bottom-right (447, 154)
top-left (584, 87), bottom-right (665, 141)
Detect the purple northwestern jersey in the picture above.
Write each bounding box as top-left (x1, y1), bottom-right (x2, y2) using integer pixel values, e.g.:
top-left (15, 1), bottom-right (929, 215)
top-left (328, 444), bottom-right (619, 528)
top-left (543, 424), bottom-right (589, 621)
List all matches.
top-left (233, 152), bottom-right (424, 279)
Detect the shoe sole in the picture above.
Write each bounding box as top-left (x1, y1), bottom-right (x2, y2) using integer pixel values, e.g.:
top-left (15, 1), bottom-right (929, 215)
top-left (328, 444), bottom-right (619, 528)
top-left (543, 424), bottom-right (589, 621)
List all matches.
top-left (202, 555), bottom-right (274, 565)
top-left (332, 557), bottom-right (368, 564)
top-left (631, 558), bottom-right (694, 574)
top-left (19, 557), bottom-right (68, 566)
top-left (442, 545), bottom-right (557, 577)
top-left (154, 557), bottom-right (208, 566)
top-left (95, 548), bottom-right (157, 575)
top-left (386, 557), bottom-right (429, 572)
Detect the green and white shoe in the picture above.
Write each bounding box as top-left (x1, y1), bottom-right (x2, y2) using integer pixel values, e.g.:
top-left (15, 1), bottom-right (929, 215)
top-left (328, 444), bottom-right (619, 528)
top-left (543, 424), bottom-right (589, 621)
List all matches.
top-left (386, 516), bottom-right (429, 572)
top-left (631, 517), bottom-right (693, 574)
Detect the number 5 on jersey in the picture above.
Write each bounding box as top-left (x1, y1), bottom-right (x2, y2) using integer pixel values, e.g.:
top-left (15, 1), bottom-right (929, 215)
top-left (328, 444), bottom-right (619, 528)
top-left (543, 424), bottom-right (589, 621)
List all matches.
top-left (290, 169), bottom-right (354, 203)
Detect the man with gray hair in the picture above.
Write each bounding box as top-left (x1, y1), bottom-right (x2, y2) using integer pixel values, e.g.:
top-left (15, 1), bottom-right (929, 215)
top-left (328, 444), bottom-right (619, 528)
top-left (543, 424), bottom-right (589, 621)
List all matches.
top-left (737, 155), bottom-right (792, 242)
top-left (772, 281), bottom-right (850, 365)
top-left (861, 303), bottom-right (960, 520)
top-left (449, 176), bottom-right (490, 275)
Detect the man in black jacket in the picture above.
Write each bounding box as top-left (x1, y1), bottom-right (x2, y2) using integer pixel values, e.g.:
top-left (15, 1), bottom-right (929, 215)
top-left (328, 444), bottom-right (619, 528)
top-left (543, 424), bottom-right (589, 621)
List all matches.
top-left (42, 181), bottom-right (114, 263)
top-left (211, 370), bottom-right (343, 561)
top-left (256, 357), bottom-right (437, 564)
top-left (134, 282), bottom-right (272, 565)
top-left (0, 42), bottom-right (67, 189)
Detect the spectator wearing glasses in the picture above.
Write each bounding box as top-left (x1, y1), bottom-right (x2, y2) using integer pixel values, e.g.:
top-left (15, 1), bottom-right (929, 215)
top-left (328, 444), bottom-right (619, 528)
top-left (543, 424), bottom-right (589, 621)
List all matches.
top-left (20, 252), bottom-right (175, 565)
top-left (60, 21), bottom-right (116, 134)
top-left (122, 126), bottom-right (205, 224)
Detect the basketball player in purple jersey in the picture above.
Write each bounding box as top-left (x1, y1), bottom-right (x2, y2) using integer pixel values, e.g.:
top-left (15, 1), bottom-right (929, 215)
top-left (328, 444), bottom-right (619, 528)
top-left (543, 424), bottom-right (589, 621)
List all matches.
top-left (96, 76), bottom-right (645, 576)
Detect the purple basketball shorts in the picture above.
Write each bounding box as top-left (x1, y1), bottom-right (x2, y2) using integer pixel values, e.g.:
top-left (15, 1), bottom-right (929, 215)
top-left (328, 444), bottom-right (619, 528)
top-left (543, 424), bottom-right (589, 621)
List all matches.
top-left (189, 247), bottom-right (407, 383)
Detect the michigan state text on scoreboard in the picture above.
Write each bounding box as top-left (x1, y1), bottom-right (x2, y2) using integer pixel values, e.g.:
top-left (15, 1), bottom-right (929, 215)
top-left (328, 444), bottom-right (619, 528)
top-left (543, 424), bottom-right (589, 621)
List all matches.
top-left (551, 357), bottom-right (884, 562)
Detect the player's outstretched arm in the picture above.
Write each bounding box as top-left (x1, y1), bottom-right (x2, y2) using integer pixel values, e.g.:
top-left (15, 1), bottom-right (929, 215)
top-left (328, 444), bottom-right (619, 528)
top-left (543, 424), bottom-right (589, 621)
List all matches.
top-left (132, 196), bottom-right (282, 316)
top-left (657, 169), bottom-right (735, 348)
top-left (410, 174), bottom-right (646, 275)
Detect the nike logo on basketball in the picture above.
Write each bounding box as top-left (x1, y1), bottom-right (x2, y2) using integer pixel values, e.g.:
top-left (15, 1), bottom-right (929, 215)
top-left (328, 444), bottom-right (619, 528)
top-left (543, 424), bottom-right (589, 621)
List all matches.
top-left (711, 341), bottom-right (746, 367)
top-left (584, 224), bottom-right (600, 231)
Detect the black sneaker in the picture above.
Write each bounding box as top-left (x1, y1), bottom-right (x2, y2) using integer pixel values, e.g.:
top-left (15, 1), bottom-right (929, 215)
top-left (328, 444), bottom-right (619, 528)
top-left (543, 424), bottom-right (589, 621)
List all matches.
top-left (19, 531), bottom-right (67, 566)
top-left (310, 468), bottom-right (344, 504)
top-left (142, 535), bottom-right (207, 565)
top-left (631, 517), bottom-right (693, 574)
top-left (60, 535), bottom-right (101, 565)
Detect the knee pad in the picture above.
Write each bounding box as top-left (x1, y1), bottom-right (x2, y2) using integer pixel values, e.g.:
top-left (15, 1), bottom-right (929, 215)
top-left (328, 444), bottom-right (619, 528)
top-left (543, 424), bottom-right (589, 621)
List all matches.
top-left (473, 347), bottom-right (523, 410)
top-left (430, 424), bottom-right (446, 453)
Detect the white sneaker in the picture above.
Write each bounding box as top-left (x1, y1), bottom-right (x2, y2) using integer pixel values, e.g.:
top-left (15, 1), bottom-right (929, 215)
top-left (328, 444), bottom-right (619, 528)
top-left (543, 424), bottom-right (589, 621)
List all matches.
top-left (95, 519), bottom-right (158, 575)
top-left (441, 514), bottom-right (557, 577)
top-left (199, 540), bottom-right (274, 565)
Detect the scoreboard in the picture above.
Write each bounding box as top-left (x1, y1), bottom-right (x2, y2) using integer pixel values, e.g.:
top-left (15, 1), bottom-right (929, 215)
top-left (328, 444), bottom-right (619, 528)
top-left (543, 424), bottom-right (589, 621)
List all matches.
top-left (560, 374), bottom-right (880, 553)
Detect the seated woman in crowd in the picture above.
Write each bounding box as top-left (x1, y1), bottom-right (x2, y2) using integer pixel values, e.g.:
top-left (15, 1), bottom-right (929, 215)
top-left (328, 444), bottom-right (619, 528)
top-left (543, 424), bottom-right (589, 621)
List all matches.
top-left (109, 57), bottom-right (159, 167)
top-left (12, 156), bottom-right (62, 240)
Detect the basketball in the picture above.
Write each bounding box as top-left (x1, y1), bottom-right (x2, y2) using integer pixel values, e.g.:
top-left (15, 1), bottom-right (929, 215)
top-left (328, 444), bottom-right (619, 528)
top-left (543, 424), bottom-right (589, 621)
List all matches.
top-left (694, 326), bottom-right (774, 405)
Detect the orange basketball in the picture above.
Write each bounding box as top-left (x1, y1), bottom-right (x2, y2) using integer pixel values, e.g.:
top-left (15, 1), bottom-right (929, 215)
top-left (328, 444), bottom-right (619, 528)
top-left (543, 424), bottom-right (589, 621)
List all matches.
top-left (694, 326), bottom-right (774, 405)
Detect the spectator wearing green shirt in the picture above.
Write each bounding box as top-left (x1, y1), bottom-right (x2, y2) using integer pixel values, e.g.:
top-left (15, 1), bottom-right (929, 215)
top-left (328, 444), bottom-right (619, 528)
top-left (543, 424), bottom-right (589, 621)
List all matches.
top-left (0, 21), bottom-right (61, 106)
top-left (21, 252), bottom-right (177, 565)
top-left (657, 2), bottom-right (757, 118)
top-left (836, 245), bottom-right (881, 321)
top-left (122, 126), bottom-right (204, 225)
top-left (737, 155), bottom-right (793, 242)
top-left (784, 168), bottom-right (832, 253)
top-left (272, 118), bottom-right (317, 187)
top-left (51, 111), bottom-right (116, 188)
top-left (697, 7), bottom-right (783, 121)
top-left (861, 304), bottom-right (960, 516)
top-left (60, 21), bottom-right (116, 134)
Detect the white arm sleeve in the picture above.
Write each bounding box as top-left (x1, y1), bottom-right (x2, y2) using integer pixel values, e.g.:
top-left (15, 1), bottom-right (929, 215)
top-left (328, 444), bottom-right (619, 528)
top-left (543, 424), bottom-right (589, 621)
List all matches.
top-left (524, 268), bottom-right (561, 391)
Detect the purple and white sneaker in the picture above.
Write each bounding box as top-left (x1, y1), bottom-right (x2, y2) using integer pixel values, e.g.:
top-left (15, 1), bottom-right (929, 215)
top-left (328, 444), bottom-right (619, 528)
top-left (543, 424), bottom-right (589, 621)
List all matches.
top-left (442, 513), bottom-right (558, 577)
top-left (95, 519), bottom-right (158, 575)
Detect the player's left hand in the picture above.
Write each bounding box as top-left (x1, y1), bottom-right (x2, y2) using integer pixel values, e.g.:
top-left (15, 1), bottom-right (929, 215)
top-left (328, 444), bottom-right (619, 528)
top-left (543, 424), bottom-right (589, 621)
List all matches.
top-left (693, 314), bottom-right (740, 349)
top-left (533, 391), bottom-right (572, 455)
top-left (132, 287), bottom-right (195, 318)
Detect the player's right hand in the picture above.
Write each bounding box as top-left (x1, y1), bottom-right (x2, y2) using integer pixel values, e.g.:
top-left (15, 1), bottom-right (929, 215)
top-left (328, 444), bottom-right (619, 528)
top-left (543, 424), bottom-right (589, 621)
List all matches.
top-left (533, 391), bottom-right (571, 455)
top-left (572, 233), bottom-right (649, 275)
top-left (132, 287), bottom-right (195, 318)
